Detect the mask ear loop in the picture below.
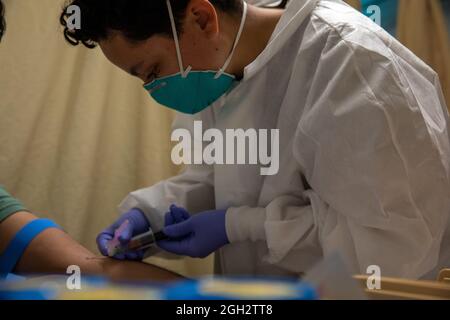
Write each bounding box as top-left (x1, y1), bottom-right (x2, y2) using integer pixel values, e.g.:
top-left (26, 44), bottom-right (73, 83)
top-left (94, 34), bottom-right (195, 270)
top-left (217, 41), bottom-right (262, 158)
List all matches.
top-left (166, 0), bottom-right (192, 78)
top-left (214, 1), bottom-right (248, 79)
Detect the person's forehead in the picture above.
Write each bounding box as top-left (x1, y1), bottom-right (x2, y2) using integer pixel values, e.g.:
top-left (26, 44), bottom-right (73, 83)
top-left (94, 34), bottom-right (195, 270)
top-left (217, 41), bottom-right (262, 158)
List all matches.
top-left (100, 36), bottom-right (143, 65)
top-left (99, 33), bottom-right (137, 56)
top-left (101, 33), bottom-right (168, 61)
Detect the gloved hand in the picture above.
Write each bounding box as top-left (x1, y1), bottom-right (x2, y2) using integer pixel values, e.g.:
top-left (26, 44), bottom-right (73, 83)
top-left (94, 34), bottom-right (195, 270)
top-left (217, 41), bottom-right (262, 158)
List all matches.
top-left (97, 208), bottom-right (150, 260)
top-left (157, 205), bottom-right (229, 258)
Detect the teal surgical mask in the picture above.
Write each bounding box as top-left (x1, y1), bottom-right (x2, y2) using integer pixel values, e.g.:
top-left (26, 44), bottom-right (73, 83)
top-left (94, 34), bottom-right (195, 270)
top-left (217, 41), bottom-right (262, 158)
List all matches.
top-left (144, 0), bottom-right (248, 115)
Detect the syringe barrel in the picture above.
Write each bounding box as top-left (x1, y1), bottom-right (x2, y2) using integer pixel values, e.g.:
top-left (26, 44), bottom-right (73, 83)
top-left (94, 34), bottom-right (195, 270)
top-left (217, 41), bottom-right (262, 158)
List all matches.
top-left (127, 230), bottom-right (156, 251)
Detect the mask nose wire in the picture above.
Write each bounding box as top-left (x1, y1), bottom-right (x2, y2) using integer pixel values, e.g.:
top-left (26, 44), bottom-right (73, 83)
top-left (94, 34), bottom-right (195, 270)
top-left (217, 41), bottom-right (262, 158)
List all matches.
top-left (215, 1), bottom-right (248, 80)
top-left (166, 0), bottom-right (192, 78)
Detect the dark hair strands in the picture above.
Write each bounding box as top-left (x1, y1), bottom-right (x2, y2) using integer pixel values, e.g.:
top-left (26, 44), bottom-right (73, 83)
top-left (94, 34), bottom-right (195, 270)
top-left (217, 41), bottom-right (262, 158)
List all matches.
top-left (0, 0), bottom-right (289, 44)
top-left (0, 0), bottom-right (5, 41)
top-left (60, 0), bottom-right (246, 48)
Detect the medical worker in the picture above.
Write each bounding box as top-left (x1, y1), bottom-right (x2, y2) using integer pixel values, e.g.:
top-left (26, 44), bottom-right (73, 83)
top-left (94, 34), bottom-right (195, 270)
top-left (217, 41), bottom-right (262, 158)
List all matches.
top-left (60, 0), bottom-right (450, 279)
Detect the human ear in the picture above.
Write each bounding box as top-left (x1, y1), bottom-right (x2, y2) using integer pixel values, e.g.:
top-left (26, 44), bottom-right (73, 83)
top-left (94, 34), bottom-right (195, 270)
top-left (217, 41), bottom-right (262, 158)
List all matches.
top-left (186, 0), bottom-right (219, 38)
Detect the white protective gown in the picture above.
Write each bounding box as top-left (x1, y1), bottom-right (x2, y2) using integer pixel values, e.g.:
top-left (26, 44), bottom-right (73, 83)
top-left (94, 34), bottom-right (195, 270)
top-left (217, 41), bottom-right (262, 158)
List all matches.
top-left (120, 0), bottom-right (450, 279)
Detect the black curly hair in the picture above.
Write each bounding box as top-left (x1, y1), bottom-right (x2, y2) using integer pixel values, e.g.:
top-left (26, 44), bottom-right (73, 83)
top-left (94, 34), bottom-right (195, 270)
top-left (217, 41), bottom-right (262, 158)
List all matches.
top-left (0, 0), bottom-right (5, 41)
top-left (60, 0), bottom-right (246, 49)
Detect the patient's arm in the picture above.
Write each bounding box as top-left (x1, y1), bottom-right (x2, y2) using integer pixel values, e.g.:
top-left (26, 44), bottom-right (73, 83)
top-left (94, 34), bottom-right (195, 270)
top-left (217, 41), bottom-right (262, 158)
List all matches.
top-left (0, 211), bottom-right (182, 282)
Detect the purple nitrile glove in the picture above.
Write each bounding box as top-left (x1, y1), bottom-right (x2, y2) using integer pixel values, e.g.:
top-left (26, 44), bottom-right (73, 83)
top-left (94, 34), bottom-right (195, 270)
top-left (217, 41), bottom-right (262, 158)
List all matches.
top-left (157, 205), bottom-right (229, 258)
top-left (96, 208), bottom-right (150, 260)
